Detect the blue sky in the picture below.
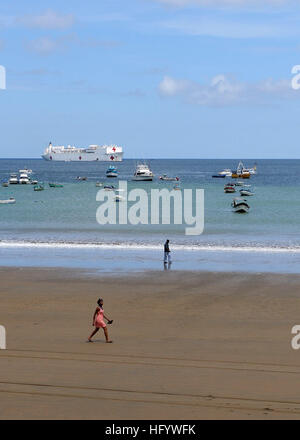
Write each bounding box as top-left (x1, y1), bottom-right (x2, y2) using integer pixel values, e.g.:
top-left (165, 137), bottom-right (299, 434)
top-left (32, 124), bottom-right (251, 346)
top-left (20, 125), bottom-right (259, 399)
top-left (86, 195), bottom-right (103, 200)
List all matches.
top-left (1, 0), bottom-right (300, 158)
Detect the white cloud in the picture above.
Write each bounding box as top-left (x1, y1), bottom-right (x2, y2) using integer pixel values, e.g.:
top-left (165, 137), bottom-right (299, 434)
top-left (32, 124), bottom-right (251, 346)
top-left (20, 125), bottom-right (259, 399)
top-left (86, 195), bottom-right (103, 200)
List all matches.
top-left (26, 37), bottom-right (58, 55)
top-left (16, 9), bottom-right (74, 30)
top-left (25, 34), bottom-right (121, 56)
top-left (158, 74), bottom-right (294, 105)
top-left (160, 15), bottom-right (299, 38)
top-left (26, 35), bottom-right (75, 55)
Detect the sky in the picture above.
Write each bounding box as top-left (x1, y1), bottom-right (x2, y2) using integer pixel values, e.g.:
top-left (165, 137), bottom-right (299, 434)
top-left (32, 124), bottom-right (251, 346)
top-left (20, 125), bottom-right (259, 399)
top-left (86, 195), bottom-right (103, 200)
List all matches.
top-left (1, 0), bottom-right (300, 158)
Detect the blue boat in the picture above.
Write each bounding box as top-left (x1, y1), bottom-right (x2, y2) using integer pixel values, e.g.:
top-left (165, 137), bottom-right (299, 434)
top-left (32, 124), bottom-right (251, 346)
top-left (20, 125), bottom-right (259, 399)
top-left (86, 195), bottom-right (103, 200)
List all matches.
top-left (106, 165), bottom-right (118, 178)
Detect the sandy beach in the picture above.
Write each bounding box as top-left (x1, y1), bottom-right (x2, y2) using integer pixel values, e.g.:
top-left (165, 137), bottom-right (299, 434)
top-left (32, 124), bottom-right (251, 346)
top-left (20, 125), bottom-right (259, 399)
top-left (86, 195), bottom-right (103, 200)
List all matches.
top-left (1, 267), bottom-right (300, 419)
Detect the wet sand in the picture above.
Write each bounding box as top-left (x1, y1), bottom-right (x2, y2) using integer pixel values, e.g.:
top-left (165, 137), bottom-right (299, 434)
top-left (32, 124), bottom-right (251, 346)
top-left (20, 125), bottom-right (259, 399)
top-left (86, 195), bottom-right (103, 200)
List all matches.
top-left (1, 267), bottom-right (300, 419)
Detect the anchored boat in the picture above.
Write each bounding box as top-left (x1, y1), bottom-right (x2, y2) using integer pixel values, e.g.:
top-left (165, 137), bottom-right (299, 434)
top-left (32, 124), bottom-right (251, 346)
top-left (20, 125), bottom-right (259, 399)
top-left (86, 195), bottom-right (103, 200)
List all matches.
top-left (9, 174), bottom-right (19, 185)
top-left (106, 165), bottom-right (118, 178)
top-left (133, 163), bottom-right (154, 181)
top-left (159, 174), bottom-right (179, 181)
top-left (224, 183), bottom-right (236, 193)
top-left (34, 184), bottom-right (44, 192)
top-left (239, 188), bottom-right (254, 197)
top-left (231, 161), bottom-right (253, 179)
top-left (231, 198), bottom-right (250, 213)
top-left (0, 197), bottom-right (16, 204)
top-left (218, 169), bottom-right (232, 177)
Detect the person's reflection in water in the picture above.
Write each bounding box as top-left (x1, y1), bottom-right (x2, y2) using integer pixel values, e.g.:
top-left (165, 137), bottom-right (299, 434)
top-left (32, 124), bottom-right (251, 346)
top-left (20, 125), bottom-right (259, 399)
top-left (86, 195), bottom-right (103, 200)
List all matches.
top-left (163, 261), bottom-right (172, 271)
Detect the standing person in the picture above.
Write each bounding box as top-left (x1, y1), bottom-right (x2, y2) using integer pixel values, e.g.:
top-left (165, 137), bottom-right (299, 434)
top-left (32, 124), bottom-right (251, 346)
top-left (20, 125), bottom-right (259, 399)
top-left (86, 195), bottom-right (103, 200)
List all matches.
top-left (164, 239), bottom-right (171, 264)
top-left (88, 298), bottom-right (113, 343)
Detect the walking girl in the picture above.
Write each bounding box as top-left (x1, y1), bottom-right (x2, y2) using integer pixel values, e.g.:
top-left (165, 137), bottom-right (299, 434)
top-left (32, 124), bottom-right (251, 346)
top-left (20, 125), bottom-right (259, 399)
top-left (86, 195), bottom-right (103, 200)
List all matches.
top-left (88, 298), bottom-right (113, 343)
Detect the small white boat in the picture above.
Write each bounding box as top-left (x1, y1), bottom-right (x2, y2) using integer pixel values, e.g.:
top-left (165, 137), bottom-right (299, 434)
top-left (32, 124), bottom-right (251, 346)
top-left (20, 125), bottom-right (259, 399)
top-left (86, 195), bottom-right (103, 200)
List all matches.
top-left (133, 163), bottom-right (154, 181)
top-left (2, 182), bottom-right (8, 187)
top-left (247, 164), bottom-right (257, 175)
top-left (95, 182), bottom-right (103, 187)
top-left (19, 168), bottom-right (32, 175)
top-left (19, 172), bottom-right (30, 184)
top-left (234, 180), bottom-right (244, 186)
top-left (0, 197), bottom-right (16, 204)
top-left (231, 198), bottom-right (250, 213)
top-left (240, 188), bottom-right (254, 197)
top-left (219, 168), bottom-right (232, 177)
top-left (104, 185), bottom-right (115, 191)
top-left (9, 173), bottom-right (19, 185)
top-left (159, 174), bottom-right (179, 181)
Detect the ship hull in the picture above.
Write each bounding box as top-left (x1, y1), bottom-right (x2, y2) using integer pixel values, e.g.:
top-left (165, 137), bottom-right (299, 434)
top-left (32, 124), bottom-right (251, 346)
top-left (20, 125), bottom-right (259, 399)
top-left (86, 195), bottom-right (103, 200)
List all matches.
top-left (42, 153), bottom-right (123, 162)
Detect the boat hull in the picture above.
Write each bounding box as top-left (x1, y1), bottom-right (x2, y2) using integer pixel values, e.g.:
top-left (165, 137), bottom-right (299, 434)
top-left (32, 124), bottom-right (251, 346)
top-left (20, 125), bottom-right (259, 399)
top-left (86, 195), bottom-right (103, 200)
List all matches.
top-left (233, 205), bottom-right (249, 213)
top-left (240, 190), bottom-right (254, 196)
top-left (0, 199), bottom-right (16, 204)
top-left (133, 176), bottom-right (153, 181)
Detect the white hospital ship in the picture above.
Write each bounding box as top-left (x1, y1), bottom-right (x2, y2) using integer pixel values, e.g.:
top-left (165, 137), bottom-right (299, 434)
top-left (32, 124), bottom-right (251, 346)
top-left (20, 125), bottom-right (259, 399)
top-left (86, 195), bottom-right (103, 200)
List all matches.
top-left (42, 142), bottom-right (123, 162)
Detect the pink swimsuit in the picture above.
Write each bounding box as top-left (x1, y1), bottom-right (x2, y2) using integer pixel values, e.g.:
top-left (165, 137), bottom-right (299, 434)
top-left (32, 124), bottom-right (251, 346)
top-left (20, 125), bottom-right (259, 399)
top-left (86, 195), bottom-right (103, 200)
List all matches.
top-left (94, 307), bottom-right (106, 328)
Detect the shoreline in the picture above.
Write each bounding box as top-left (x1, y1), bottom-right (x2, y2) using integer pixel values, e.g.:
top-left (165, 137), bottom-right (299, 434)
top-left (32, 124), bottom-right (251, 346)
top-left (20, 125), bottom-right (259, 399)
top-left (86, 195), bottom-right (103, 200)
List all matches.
top-left (1, 267), bottom-right (300, 419)
top-left (1, 243), bottom-right (300, 274)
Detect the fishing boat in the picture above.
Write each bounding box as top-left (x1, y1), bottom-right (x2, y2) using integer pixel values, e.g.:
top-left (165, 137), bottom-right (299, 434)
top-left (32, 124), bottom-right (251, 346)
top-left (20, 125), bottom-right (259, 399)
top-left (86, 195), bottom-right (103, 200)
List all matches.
top-left (106, 165), bottom-right (118, 178)
top-left (33, 184), bottom-right (44, 192)
top-left (231, 161), bottom-right (250, 179)
top-left (0, 197), bottom-right (16, 204)
top-left (240, 188), bottom-right (254, 197)
top-left (159, 174), bottom-right (179, 181)
top-left (231, 198), bottom-right (250, 213)
top-left (9, 173), bottom-right (19, 185)
top-left (133, 163), bottom-right (154, 181)
top-left (49, 183), bottom-right (64, 188)
top-left (224, 183), bottom-right (236, 193)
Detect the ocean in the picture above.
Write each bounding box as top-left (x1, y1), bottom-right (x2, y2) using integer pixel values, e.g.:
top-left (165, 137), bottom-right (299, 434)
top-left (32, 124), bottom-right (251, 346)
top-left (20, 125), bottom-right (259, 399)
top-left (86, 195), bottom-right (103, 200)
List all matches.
top-left (0, 158), bottom-right (299, 273)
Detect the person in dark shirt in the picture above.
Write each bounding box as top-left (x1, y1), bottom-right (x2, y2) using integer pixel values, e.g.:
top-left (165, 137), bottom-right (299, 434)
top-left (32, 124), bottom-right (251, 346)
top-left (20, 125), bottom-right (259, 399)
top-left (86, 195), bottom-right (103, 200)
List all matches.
top-left (164, 239), bottom-right (171, 264)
